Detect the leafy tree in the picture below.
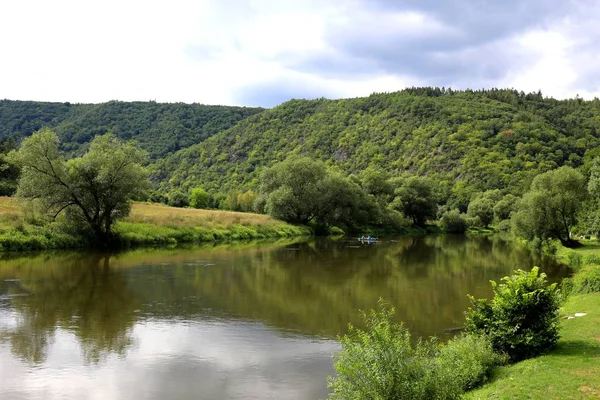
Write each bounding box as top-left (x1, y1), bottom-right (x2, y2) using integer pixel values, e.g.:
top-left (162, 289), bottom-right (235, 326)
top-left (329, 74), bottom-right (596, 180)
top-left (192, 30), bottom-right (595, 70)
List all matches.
top-left (467, 197), bottom-right (495, 228)
top-left (439, 210), bottom-right (468, 233)
top-left (189, 188), bottom-right (210, 209)
top-left (493, 194), bottom-right (518, 222)
top-left (260, 156), bottom-right (367, 230)
top-left (466, 267), bottom-right (561, 362)
top-left (511, 166), bottom-right (586, 245)
top-left (9, 129), bottom-right (148, 244)
top-left (390, 177), bottom-right (438, 226)
top-left (0, 138), bottom-right (19, 196)
top-left (168, 190), bottom-right (189, 208)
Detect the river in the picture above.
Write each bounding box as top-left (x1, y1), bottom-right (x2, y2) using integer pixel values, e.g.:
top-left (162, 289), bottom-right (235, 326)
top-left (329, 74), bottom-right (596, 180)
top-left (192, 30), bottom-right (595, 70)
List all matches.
top-left (0, 235), bottom-right (568, 399)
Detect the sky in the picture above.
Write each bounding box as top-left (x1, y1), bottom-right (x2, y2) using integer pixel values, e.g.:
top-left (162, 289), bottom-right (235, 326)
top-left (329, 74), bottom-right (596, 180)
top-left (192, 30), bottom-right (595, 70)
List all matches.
top-left (1, 0), bottom-right (599, 107)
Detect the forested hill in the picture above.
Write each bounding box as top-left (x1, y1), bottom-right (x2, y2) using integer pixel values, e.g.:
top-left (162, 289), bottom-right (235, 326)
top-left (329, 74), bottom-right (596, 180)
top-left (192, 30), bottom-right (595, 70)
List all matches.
top-left (154, 88), bottom-right (600, 204)
top-left (0, 100), bottom-right (263, 158)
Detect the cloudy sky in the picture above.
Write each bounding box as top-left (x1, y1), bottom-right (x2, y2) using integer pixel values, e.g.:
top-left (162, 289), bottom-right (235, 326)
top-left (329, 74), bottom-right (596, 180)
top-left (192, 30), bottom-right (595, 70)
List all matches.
top-left (1, 0), bottom-right (599, 107)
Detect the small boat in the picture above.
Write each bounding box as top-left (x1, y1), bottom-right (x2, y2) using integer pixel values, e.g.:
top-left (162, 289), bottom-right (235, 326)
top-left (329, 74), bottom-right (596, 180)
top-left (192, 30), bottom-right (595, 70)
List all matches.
top-left (358, 235), bottom-right (379, 242)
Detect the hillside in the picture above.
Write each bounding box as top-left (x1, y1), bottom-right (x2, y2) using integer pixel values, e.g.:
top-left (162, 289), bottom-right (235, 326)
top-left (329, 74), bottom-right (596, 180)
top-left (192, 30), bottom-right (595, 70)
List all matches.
top-left (154, 88), bottom-right (600, 206)
top-left (0, 99), bottom-right (263, 158)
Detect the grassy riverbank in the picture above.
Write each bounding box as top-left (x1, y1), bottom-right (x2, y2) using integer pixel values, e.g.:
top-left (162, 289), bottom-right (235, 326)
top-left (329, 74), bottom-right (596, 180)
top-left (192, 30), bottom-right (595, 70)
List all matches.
top-left (465, 242), bottom-right (600, 399)
top-left (0, 197), bottom-right (310, 251)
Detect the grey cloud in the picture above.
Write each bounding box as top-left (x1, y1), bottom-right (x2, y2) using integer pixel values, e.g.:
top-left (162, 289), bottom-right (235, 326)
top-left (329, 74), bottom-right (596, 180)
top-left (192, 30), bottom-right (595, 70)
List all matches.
top-left (287, 0), bottom-right (574, 87)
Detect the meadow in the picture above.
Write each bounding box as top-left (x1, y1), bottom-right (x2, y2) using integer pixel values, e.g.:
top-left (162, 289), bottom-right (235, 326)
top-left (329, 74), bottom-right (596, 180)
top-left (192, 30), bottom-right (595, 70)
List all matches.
top-left (0, 197), bottom-right (310, 251)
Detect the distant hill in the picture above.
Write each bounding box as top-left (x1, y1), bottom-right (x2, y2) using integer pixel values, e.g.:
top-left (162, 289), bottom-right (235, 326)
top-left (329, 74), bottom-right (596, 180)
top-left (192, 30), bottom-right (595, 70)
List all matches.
top-left (153, 88), bottom-right (600, 205)
top-left (0, 100), bottom-right (264, 158)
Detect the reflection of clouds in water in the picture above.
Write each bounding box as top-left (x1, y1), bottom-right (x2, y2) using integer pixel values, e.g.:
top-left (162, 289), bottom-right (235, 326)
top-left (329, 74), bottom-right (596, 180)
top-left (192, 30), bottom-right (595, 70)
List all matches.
top-left (0, 317), bottom-right (338, 400)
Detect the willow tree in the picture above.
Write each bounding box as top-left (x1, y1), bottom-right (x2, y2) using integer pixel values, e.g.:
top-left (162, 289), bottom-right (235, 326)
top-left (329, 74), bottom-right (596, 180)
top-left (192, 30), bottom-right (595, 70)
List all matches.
top-left (511, 166), bottom-right (586, 246)
top-left (9, 128), bottom-right (148, 244)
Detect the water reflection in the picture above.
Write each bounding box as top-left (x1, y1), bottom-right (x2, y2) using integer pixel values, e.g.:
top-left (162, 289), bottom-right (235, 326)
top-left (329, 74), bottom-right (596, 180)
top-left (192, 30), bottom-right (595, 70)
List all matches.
top-left (0, 236), bottom-right (569, 399)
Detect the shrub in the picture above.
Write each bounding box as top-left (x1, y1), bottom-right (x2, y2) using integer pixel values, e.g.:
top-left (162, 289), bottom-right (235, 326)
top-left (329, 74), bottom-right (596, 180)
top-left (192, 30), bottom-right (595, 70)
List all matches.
top-left (465, 267), bottom-right (561, 362)
top-left (583, 254), bottom-right (600, 265)
top-left (566, 251), bottom-right (583, 271)
top-left (437, 334), bottom-right (502, 391)
top-left (190, 188), bottom-right (210, 209)
top-left (569, 265), bottom-right (600, 294)
top-left (168, 190), bottom-right (189, 208)
top-left (328, 300), bottom-right (463, 400)
top-left (439, 210), bottom-right (468, 233)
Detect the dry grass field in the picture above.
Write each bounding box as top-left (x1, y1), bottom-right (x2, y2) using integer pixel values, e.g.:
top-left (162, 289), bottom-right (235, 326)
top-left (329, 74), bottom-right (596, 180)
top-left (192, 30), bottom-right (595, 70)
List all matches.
top-left (127, 202), bottom-right (278, 228)
top-left (0, 196), bottom-right (309, 251)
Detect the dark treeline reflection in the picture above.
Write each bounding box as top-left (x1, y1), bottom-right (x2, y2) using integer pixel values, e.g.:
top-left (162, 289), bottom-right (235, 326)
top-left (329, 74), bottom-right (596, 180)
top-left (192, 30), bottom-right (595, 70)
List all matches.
top-left (0, 236), bottom-right (569, 364)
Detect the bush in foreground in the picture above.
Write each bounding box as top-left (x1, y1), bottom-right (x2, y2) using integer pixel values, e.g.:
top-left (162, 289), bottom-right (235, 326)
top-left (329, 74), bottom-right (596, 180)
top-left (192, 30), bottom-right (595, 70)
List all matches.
top-left (328, 301), bottom-right (499, 399)
top-left (465, 267), bottom-right (560, 362)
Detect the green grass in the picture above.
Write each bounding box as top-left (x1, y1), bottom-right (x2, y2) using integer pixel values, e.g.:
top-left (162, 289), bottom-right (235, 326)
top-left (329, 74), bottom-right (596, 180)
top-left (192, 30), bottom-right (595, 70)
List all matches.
top-left (465, 293), bottom-right (600, 399)
top-left (465, 241), bottom-right (600, 399)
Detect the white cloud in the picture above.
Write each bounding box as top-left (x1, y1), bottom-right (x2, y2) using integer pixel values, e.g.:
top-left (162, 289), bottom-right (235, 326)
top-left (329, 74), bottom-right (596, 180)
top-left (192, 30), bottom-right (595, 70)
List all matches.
top-left (0, 0), bottom-right (599, 106)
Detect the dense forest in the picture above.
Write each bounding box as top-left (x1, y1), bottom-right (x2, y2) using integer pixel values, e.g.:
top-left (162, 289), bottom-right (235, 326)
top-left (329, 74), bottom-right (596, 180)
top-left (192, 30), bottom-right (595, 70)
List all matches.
top-left (0, 99), bottom-right (263, 158)
top-left (154, 88), bottom-right (600, 206)
top-left (3, 88), bottom-right (600, 236)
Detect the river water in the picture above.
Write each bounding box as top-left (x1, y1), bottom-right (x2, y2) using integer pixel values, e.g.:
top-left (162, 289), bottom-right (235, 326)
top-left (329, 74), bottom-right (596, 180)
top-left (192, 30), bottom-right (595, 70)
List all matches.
top-left (0, 235), bottom-right (568, 399)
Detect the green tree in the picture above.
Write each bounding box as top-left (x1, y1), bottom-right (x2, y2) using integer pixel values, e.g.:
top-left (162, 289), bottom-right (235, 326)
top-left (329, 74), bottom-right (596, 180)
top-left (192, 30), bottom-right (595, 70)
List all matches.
top-left (390, 177), bottom-right (438, 226)
top-left (260, 156), bottom-right (367, 229)
top-left (467, 197), bottom-right (495, 228)
top-left (189, 188), bottom-right (210, 209)
top-left (0, 138), bottom-right (20, 196)
top-left (511, 166), bottom-right (586, 245)
top-left (9, 129), bottom-right (148, 244)
top-left (493, 194), bottom-right (518, 222)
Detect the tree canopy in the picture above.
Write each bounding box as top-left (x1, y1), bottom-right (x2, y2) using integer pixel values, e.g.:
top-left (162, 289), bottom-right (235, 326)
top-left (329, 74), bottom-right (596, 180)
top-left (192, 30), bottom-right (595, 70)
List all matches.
top-left (9, 129), bottom-right (148, 244)
top-left (511, 166), bottom-right (587, 245)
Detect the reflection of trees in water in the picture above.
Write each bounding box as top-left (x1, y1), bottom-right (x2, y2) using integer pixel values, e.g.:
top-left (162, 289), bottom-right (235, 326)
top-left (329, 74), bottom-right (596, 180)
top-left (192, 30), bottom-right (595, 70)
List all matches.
top-left (0, 254), bottom-right (138, 364)
top-left (0, 236), bottom-right (570, 361)
top-left (122, 236), bottom-right (569, 339)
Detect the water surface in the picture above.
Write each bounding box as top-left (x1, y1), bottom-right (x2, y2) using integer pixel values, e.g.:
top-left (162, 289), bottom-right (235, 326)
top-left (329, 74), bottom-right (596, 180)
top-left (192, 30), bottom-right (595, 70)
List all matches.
top-left (0, 236), bottom-right (568, 399)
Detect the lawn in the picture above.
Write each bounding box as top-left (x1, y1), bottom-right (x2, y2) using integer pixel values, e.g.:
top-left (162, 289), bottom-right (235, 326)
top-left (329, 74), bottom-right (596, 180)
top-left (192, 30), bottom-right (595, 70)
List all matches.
top-left (465, 240), bottom-right (600, 400)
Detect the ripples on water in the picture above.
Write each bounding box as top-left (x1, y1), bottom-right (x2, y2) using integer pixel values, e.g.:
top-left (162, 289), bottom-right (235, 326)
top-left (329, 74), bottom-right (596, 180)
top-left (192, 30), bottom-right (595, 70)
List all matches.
top-left (0, 235), bottom-right (569, 399)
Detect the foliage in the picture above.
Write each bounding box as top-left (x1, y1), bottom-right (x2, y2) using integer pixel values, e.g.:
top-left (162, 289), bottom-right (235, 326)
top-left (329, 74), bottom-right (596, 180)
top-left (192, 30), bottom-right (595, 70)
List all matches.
top-left (189, 188), bottom-right (210, 209)
top-left (567, 265), bottom-right (600, 295)
top-left (467, 197), bottom-right (495, 228)
top-left (0, 138), bottom-right (19, 196)
top-left (465, 267), bottom-right (561, 362)
top-left (154, 89), bottom-right (600, 206)
top-left (8, 129), bottom-right (148, 244)
top-left (0, 99), bottom-right (263, 159)
top-left (465, 293), bottom-right (600, 400)
top-left (437, 334), bottom-right (502, 390)
top-left (390, 177), bottom-right (438, 226)
top-left (167, 190), bottom-right (189, 208)
top-left (493, 194), bottom-right (518, 222)
top-left (328, 300), bottom-right (462, 400)
top-left (260, 156), bottom-right (369, 230)
top-left (511, 167), bottom-right (587, 245)
top-left (439, 209), bottom-right (469, 233)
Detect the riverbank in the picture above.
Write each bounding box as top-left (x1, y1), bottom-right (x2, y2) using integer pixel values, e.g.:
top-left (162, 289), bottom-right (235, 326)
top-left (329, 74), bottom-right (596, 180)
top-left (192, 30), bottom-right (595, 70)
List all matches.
top-left (465, 242), bottom-right (600, 399)
top-left (0, 197), bottom-right (311, 251)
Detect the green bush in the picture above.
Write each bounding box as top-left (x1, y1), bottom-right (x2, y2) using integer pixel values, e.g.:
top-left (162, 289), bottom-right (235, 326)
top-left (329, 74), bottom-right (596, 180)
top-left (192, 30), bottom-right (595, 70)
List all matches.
top-left (167, 190), bottom-right (189, 208)
top-left (328, 300), bottom-right (463, 400)
top-left (465, 267), bottom-right (561, 362)
top-left (437, 334), bottom-right (502, 391)
top-left (566, 251), bottom-right (583, 271)
top-left (569, 265), bottom-right (600, 294)
top-left (583, 254), bottom-right (600, 265)
top-left (190, 188), bottom-right (211, 209)
top-left (439, 210), bottom-right (468, 234)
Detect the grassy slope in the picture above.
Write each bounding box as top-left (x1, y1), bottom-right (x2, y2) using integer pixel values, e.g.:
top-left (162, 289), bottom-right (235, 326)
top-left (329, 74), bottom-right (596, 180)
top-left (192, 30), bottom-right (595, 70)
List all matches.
top-left (0, 197), bottom-right (310, 251)
top-left (466, 244), bottom-right (600, 400)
